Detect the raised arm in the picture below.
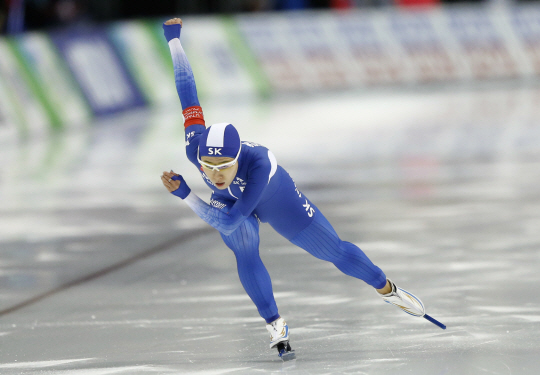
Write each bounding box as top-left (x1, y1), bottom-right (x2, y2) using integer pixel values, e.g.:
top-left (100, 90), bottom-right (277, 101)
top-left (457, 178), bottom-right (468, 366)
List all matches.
top-left (163, 18), bottom-right (205, 165)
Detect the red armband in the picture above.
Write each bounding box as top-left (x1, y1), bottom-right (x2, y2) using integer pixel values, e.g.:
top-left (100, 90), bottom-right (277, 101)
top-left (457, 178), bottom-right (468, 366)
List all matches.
top-left (183, 106), bottom-right (205, 128)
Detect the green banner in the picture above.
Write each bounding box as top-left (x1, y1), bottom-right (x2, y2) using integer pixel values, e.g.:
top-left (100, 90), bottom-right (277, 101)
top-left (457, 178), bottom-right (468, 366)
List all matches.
top-left (222, 16), bottom-right (271, 98)
top-left (0, 73), bottom-right (19, 142)
top-left (109, 20), bottom-right (178, 106)
top-left (0, 38), bottom-right (50, 137)
top-left (12, 32), bottom-right (92, 130)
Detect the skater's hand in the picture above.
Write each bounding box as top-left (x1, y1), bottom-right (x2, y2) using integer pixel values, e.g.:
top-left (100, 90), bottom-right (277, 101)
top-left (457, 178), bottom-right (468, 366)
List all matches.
top-left (163, 18), bottom-right (182, 42)
top-left (162, 170), bottom-right (181, 193)
top-left (162, 171), bottom-right (191, 199)
top-left (165, 18), bottom-right (182, 26)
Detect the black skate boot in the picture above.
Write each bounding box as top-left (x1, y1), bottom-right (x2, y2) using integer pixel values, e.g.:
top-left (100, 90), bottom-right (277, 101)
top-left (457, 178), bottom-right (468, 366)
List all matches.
top-left (276, 341), bottom-right (296, 361)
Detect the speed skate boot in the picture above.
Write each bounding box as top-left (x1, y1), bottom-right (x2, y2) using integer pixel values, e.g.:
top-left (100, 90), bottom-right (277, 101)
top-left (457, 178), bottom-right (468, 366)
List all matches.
top-left (378, 279), bottom-right (425, 317)
top-left (266, 317), bottom-right (296, 361)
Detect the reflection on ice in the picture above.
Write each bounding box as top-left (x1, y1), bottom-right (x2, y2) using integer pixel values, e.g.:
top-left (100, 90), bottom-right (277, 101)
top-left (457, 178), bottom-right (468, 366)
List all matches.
top-left (0, 358), bottom-right (94, 369)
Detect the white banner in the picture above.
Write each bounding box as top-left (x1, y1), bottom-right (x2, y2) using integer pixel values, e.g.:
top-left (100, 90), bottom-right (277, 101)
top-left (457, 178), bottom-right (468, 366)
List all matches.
top-left (382, 9), bottom-right (464, 83)
top-left (237, 14), bottom-right (308, 91)
top-left (444, 7), bottom-right (521, 80)
top-left (181, 17), bottom-right (257, 100)
top-left (330, 11), bottom-right (404, 86)
top-left (236, 6), bottom-right (540, 91)
top-left (505, 5), bottom-right (540, 76)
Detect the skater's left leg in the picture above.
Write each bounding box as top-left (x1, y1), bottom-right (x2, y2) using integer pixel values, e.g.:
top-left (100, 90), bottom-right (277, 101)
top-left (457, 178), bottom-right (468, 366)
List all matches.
top-left (256, 169), bottom-right (386, 289)
top-left (256, 169), bottom-right (425, 324)
top-left (289, 209), bottom-right (388, 289)
top-left (289, 209), bottom-right (425, 317)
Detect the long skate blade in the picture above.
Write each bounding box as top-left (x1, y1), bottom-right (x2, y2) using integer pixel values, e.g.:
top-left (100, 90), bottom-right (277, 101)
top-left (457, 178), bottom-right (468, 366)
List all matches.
top-left (424, 314), bottom-right (446, 329)
top-left (279, 350), bottom-right (296, 361)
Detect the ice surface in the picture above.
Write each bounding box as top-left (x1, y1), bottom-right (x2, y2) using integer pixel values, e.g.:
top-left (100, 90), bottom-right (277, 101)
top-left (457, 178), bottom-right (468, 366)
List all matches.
top-left (1, 84), bottom-right (540, 374)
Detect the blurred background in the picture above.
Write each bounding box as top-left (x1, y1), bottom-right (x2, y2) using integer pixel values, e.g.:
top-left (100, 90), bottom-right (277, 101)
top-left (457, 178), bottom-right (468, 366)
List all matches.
top-left (0, 0), bottom-right (516, 35)
top-left (1, 0), bottom-right (540, 374)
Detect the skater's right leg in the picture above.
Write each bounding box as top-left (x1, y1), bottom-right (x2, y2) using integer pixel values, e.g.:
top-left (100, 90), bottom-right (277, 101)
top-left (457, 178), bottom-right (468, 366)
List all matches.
top-left (220, 214), bottom-right (280, 324)
top-left (221, 215), bottom-right (295, 356)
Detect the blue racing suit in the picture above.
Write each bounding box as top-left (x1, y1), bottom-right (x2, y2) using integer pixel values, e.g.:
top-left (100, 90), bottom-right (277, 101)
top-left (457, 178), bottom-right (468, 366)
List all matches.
top-left (164, 22), bottom-right (386, 323)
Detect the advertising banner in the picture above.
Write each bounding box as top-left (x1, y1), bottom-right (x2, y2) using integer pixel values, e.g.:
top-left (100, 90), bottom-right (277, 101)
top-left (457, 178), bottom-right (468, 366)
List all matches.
top-left (221, 17), bottom-right (272, 98)
top-left (0, 39), bottom-right (51, 136)
top-left (2, 6), bottom-right (540, 118)
top-left (507, 5), bottom-right (540, 76)
top-left (50, 28), bottom-right (146, 117)
top-left (384, 9), bottom-right (461, 83)
top-left (14, 32), bottom-right (92, 128)
top-left (235, 6), bottom-right (539, 90)
top-left (0, 74), bottom-right (19, 142)
top-left (109, 20), bottom-right (178, 106)
top-left (331, 11), bottom-right (404, 86)
top-left (445, 7), bottom-right (519, 80)
top-left (237, 14), bottom-right (307, 91)
top-left (179, 17), bottom-right (257, 100)
top-left (285, 12), bottom-right (352, 90)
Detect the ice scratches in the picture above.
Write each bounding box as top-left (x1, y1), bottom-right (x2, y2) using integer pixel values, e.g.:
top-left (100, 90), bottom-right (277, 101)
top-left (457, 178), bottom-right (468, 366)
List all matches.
top-left (204, 284), bottom-right (240, 292)
top-left (272, 291), bottom-right (298, 299)
top-left (355, 241), bottom-right (409, 253)
top-left (293, 295), bottom-right (353, 305)
top-left (185, 334), bottom-right (222, 341)
top-left (475, 306), bottom-right (540, 313)
top-left (300, 332), bottom-right (353, 342)
top-left (152, 294), bottom-right (251, 304)
top-left (447, 261), bottom-right (508, 271)
top-left (41, 366), bottom-right (178, 374)
top-left (0, 217), bottom-right (158, 241)
top-left (6, 316), bottom-right (263, 329)
top-left (511, 315), bottom-right (540, 322)
top-left (179, 369), bottom-right (251, 375)
top-left (152, 291), bottom-right (298, 304)
top-left (0, 358), bottom-right (94, 369)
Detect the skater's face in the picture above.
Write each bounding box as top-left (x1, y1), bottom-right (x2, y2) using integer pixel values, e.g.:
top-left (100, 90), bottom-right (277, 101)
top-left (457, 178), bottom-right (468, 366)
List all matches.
top-left (201, 156), bottom-right (239, 190)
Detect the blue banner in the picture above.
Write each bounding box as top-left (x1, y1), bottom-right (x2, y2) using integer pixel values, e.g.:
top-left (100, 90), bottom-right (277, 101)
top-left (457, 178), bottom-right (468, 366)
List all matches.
top-left (50, 28), bottom-right (146, 117)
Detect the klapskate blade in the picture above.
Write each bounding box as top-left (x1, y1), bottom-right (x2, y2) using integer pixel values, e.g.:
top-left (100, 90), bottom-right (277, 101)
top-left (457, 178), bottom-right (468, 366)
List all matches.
top-left (424, 314), bottom-right (446, 329)
top-left (280, 350), bottom-right (296, 361)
